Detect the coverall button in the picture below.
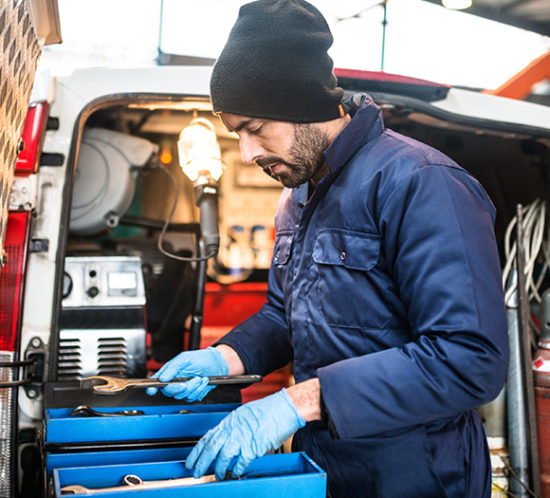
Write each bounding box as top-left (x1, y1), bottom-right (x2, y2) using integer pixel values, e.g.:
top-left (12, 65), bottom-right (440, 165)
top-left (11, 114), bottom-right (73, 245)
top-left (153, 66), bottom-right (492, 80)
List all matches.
top-left (340, 251), bottom-right (346, 260)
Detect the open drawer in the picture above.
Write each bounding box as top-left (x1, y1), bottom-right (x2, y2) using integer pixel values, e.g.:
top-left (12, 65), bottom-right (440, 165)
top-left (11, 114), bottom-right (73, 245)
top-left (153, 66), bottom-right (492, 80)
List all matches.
top-left (53, 452), bottom-right (327, 497)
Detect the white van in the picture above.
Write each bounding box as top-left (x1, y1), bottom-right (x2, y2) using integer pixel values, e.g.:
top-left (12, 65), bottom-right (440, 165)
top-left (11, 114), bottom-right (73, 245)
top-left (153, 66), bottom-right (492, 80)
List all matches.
top-left (2, 52), bottom-right (550, 498)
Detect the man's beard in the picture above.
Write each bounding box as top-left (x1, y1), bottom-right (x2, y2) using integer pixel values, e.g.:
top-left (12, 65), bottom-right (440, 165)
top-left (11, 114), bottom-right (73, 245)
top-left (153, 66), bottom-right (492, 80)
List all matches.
top-left (257, 124), bottom-right (331, 188)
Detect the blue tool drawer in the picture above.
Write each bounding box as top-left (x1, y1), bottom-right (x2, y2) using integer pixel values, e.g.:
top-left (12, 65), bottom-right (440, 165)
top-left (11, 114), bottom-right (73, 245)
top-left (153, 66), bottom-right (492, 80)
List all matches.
top-left (44, 403), bottom-right (239, 444)
top-left (46, 446), bottom-right (193, 479)
top-left (53, 452), bottom-right (327, 497)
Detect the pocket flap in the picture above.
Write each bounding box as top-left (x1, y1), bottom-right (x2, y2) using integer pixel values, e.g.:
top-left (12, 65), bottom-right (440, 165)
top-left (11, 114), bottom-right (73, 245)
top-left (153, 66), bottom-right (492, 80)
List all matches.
top-left (273, 232), bottom-right (294, 265)
top-left (313, 229), bottom-right (380, 271)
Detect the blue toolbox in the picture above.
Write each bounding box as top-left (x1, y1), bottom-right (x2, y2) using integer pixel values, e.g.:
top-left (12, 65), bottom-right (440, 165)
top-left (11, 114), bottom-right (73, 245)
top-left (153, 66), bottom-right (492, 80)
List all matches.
top-left (42, 382), bottom-right (240, 484)
top-left (43, 382), bottom-right (327, 496)
top-left (42, 381), bottom-right (240, 474)
top-left (53, 452), bottom-right (326, 497)
top-left (44, 404), bottom-right (236, 480)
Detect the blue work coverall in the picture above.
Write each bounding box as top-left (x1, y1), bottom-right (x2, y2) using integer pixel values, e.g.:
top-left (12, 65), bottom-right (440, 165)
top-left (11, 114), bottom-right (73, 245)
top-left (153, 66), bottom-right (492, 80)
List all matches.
top-left (218, 94), bottom-right (509, 497)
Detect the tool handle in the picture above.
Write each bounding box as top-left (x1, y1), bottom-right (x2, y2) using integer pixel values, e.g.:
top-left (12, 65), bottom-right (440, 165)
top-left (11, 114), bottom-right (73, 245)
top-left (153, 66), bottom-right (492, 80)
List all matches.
top-left (172, 374), bottom-right (262, 386)
top-left (80, 374), bottom-right (263, 395)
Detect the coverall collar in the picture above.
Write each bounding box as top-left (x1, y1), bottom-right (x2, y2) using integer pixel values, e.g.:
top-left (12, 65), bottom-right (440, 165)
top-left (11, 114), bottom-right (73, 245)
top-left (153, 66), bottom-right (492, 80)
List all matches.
top-left (324, 93), bottom-right (385, 175)
top-left (291, 93), bottom-right (385, 204)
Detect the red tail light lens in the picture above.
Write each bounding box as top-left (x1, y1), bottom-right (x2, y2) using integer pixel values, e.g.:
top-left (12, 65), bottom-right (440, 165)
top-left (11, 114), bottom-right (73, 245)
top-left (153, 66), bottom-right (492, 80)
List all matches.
top-left (0, 211), bottom-right (31, 351)
top-left (334, 68), bottom-right (450, 102)
top-left (334, 68), bottom-right (449, 88)
top-left (15, 102), bottom-right (48, 176)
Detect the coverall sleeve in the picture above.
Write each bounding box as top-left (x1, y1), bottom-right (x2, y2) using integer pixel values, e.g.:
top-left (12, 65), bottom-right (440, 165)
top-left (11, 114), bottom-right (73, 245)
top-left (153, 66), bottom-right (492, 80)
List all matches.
top-left (317, 165), bottom-right (509, 439)
top-left (214, 258), bottom-right (293, 376)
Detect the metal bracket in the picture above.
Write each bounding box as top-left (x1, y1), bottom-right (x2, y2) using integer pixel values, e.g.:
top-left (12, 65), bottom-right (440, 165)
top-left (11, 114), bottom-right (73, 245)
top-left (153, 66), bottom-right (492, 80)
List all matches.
top-left (46, 116), bottom-right (59, 131)
top-left (39, 152), bottom-right (65, 167)
top-left (23, 337), bottom-right (48, 398)
top-left (29, 238), bottom-right (49, 253)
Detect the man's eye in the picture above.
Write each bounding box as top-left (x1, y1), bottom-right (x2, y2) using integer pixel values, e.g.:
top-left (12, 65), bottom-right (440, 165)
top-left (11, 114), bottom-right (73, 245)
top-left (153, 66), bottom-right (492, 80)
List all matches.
top-left (249, 126), bottom-right (263, 135)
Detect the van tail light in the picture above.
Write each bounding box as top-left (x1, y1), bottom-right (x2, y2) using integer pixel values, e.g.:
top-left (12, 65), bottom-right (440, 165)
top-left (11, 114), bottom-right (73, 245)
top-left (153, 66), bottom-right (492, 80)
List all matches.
top-left (0, 210), bottom-right (31, 498)
top-left (15, 102), bottom-right (49, 176)
top-left (0, 210), bottom-right (31, 351)
top-left (334, 68), bottom-right (450, 102)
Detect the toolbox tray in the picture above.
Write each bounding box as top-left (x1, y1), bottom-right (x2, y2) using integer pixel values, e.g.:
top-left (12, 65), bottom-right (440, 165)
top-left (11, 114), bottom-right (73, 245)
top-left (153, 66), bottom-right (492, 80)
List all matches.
top-left (46, 446), bottom-right (192, 478)
top-left (45, 403), bottom-right (239, 444)
top-left (44, 381), bottom-right (244, 408)
top-left (53, 452), bottom-right (327, 497)
top-left (43, 381), bottom-right (240, 446)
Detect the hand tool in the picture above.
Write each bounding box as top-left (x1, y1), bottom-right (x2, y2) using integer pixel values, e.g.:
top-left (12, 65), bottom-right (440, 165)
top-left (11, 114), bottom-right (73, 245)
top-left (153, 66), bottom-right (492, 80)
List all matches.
top-left (70, 405), bottom-right (145, 417)
top-left (60, 473), bottom-right (218, 494)
top-left (80, 374), bottom-right (262, 395)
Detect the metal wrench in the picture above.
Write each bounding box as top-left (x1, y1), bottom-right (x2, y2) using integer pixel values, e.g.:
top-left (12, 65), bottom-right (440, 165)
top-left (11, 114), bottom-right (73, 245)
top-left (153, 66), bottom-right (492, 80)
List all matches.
top-left (70, 405), bottom-right (145, 417)
top-left (80, 374), bottom-right (262, 395)
top-left (60, 473), bottom-right (218, 494)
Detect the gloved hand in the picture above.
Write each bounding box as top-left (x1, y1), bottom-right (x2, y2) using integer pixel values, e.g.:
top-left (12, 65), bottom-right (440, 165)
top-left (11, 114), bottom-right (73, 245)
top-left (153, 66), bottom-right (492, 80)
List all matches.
top-left (146, 347), bottom-right (229, 401)
top-left (185, 388), bottom-right (306, 480)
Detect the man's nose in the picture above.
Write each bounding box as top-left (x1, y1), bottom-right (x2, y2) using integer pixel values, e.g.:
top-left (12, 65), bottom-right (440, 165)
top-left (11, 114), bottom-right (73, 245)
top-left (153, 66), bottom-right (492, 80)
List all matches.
top-left (239, 135), bottom-right (263, 165)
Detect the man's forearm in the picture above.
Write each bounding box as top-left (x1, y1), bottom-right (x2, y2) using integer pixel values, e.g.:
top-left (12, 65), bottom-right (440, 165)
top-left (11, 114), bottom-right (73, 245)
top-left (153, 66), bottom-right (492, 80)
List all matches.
top-left (215, 344), bottom-right (246, 375)
top-left (287, 378), bottom-right (322, 422)
top-left (216, 344), bottom-right (321, 422)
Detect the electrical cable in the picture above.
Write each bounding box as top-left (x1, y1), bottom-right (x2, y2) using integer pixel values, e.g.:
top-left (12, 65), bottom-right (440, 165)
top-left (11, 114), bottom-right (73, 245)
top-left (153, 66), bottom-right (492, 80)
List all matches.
top-left (153, 163), bottom-right (218, 262)
top-left (0, 359), bottom-right (35, 367)
top-left (503, 198), bottom-right (547, 308)
top-left (503, 200), bottom-right (545, 346)
top-left (151, 162), bottom-right (251, 282)
top-left (0, 378), bottom-right (32, 388)
top-left (502, 456), bottom-right (539, 498)
top-left (524, 200), bottom-right (545, 302)
top-left (501, 197), bottom-right (547, 496)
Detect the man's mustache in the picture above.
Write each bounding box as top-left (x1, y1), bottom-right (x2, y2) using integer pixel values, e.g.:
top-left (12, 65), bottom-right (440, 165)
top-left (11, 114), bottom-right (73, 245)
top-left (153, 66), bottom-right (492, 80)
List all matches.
top-left (255, 156), bottom-right (289, 169)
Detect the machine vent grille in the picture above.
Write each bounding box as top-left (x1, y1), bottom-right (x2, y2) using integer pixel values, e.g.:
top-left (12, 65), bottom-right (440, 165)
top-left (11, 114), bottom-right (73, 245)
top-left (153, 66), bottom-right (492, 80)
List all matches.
top-left (56, 329), bottom-right (144, 380)
top-left (97, 337), bottom-right (127, 376)
top-left (57, 338), bottom-right (82, 380)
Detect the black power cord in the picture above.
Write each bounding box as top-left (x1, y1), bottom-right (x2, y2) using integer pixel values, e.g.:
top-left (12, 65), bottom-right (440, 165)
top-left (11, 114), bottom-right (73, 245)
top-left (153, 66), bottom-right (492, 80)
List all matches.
top-left (152, 162), bottom-right (218, 262)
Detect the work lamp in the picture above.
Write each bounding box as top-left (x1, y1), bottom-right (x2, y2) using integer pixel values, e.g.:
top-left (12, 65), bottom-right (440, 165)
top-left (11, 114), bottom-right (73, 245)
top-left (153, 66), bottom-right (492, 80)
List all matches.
top-left (177, 118), bottom-right (224, 259)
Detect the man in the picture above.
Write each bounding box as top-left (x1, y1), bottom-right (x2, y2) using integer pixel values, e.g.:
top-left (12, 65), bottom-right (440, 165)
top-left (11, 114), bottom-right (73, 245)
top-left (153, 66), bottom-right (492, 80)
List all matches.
top-left (147, 1), bottom-right (509, 496)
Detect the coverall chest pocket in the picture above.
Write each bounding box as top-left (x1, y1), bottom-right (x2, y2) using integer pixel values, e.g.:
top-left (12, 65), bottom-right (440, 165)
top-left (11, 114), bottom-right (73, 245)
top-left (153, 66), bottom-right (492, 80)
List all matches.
top-left (272, 231), bottom-right (294, 293)
top-left (273, 231), bottom-right (293, 266)
top-left (312, 229), bottom-right (391, 329)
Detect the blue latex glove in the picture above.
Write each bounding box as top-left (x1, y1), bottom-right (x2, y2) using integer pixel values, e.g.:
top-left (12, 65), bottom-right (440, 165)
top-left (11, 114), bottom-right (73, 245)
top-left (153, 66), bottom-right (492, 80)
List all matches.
top-left (146, 347), bottom-right (229, 401)
top-left (185, 388), bottom-right (306, 480)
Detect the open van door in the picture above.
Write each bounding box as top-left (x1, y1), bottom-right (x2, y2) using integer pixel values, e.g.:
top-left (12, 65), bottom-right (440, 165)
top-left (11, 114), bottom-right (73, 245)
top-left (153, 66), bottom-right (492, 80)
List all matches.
top-left (0, 0), bottom-right (61, 257)
top-left (0, 1), bottom-right (60, 496)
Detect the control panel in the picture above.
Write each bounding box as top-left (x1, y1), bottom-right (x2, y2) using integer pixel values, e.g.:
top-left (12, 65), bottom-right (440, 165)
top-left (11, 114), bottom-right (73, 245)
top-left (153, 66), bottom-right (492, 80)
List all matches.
top-left (62, 256), bottom-right (146, 308)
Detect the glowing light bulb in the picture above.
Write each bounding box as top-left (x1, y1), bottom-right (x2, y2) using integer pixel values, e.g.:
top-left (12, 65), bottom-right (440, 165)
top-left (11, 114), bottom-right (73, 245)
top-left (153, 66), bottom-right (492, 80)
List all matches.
top-left (177, 118), bottom-right (224, 182)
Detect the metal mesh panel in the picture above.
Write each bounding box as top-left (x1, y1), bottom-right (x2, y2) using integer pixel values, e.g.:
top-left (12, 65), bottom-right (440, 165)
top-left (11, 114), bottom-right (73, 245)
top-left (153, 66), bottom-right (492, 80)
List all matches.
top-left (0, 0), bottom-right (41, 266)
top-left (0, 351), bottom-right (14, 498)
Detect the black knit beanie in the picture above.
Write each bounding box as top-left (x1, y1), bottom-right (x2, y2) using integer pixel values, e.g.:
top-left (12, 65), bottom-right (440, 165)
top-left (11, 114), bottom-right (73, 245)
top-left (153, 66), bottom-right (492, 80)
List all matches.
top-left (210, 0), bottom-right (344, 123)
